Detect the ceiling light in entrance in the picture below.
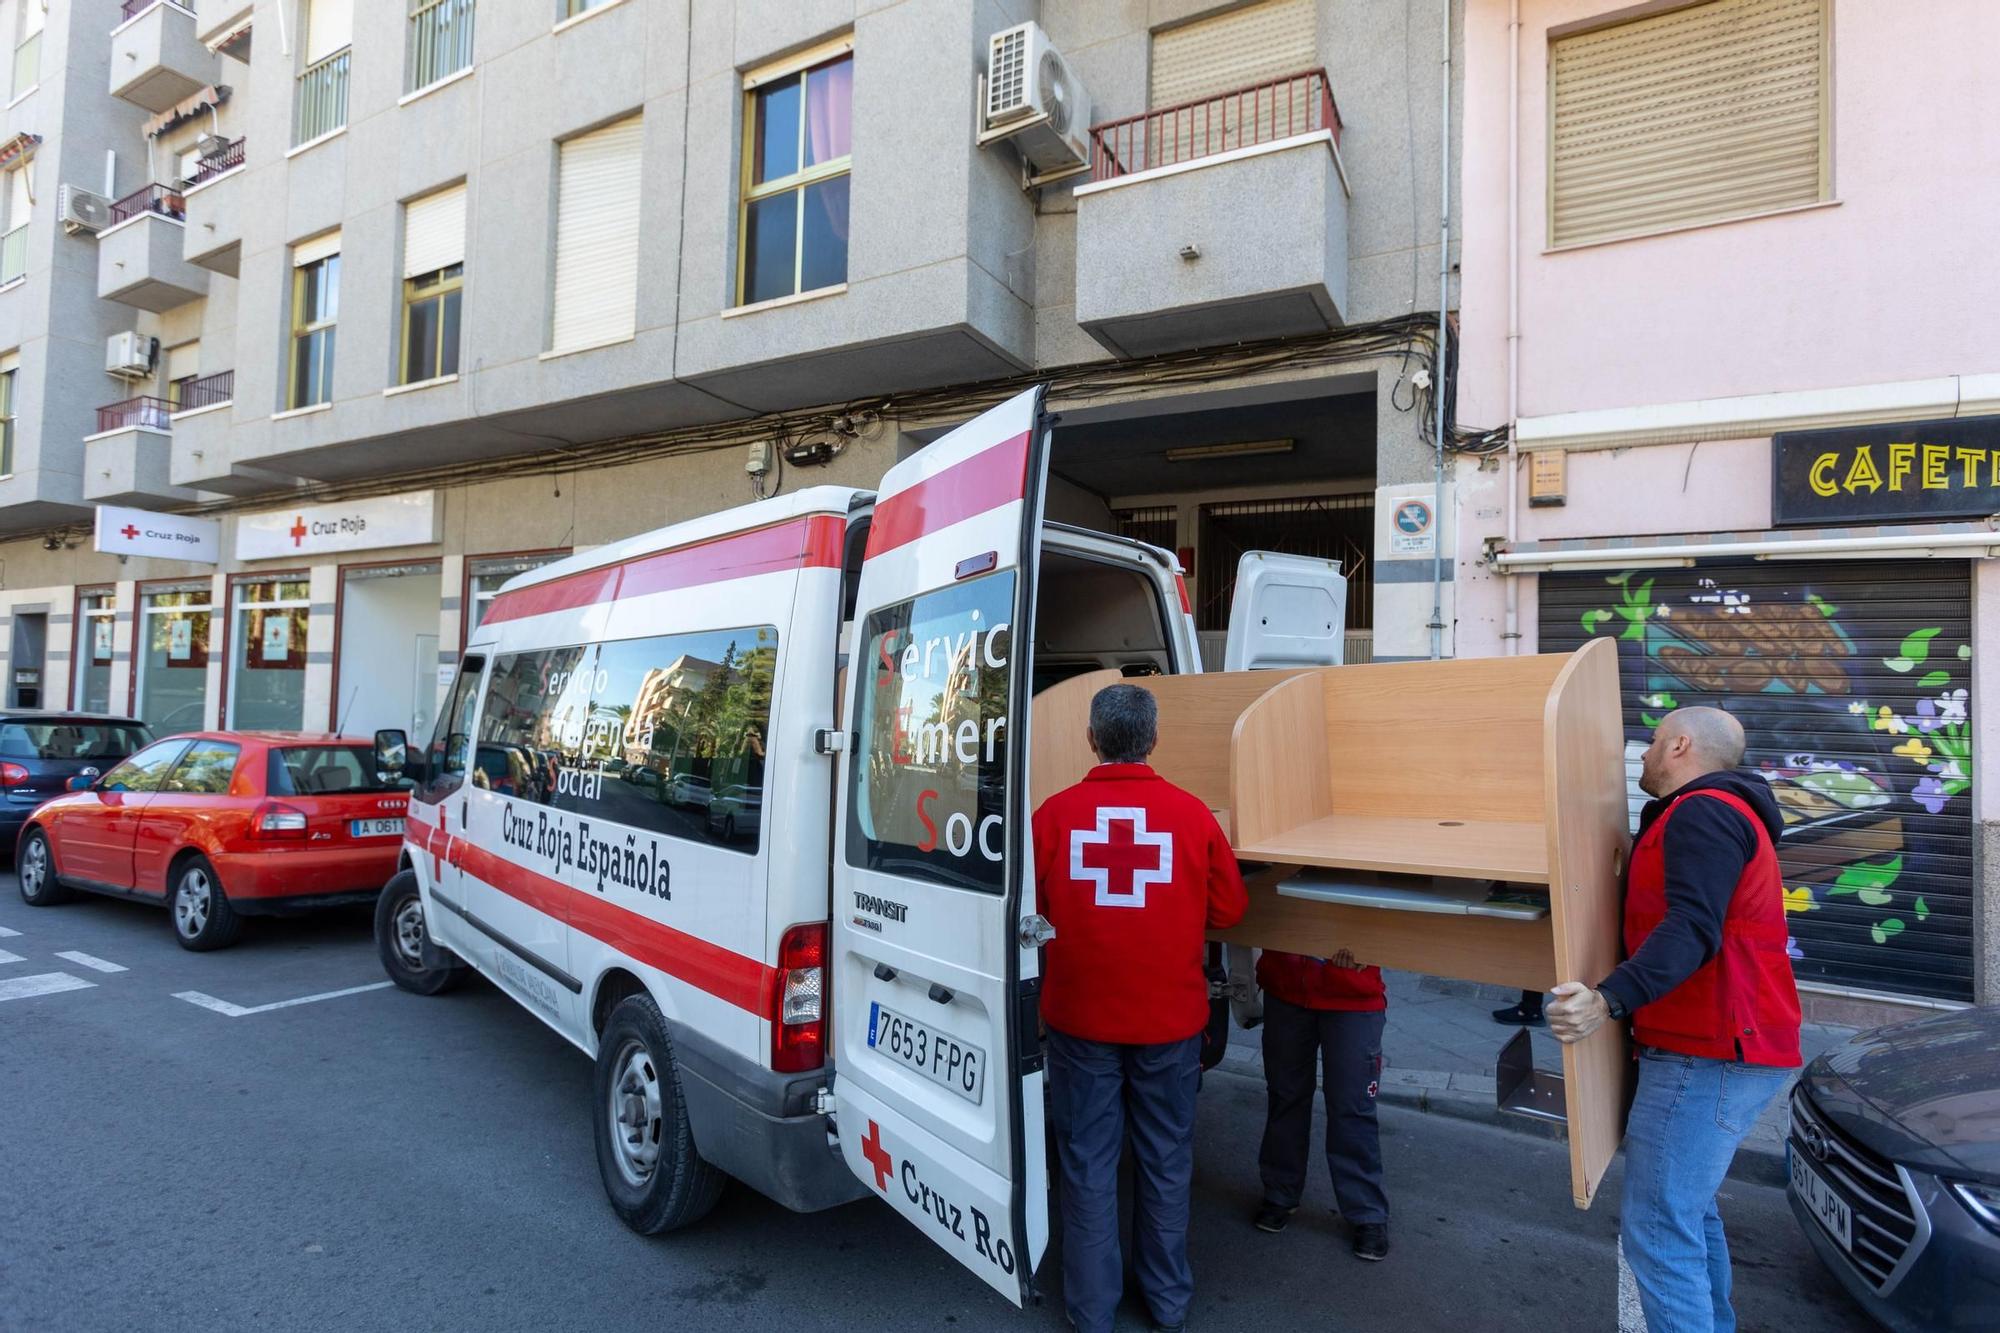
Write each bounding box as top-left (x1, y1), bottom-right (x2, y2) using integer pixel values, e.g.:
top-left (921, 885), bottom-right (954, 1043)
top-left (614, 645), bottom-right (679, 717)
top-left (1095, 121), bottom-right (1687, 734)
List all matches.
top-left (1164, 439), bottom-right (1294, 463)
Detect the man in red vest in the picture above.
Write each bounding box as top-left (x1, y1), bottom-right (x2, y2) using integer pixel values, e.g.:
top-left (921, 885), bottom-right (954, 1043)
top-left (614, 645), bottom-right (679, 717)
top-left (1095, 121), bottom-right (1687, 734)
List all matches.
top-left (1251, 948), bottom-right (1390, 1261)
top-left (1548, 706), bottom-right (1801, 1333)
top-left (1034, 684), bottom-right (1247, 1333)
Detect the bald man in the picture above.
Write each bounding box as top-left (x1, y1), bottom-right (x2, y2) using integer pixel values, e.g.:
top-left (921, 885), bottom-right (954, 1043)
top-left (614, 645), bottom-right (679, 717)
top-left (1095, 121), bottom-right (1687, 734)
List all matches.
top-left (1548, 707), bottom-right (1801, 1333)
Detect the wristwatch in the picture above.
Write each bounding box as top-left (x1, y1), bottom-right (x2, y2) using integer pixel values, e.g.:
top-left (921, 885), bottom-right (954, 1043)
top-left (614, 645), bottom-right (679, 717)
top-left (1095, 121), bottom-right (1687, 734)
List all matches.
top-left (1601, 990), bottom-right (1630, 1022)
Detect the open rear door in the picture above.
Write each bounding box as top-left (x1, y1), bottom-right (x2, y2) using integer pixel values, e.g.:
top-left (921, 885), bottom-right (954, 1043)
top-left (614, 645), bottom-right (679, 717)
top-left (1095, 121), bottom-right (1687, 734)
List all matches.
top-left (830, 386), bottom-right (1051, 1304)
top-left (1222, 551), bottom-right (1349, 670)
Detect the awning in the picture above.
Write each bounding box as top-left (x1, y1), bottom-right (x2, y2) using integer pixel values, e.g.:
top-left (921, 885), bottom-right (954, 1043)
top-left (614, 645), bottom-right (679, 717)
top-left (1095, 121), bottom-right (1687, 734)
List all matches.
top-left (0, 132), bottom-right (41, 171)
top-left (145, 84), bottom-right (232, 139)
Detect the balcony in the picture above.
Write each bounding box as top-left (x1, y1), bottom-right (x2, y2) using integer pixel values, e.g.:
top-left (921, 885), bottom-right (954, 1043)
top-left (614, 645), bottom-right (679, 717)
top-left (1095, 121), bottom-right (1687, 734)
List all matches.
top-left (98, 185), bottom-right (209, 311)
top-left (110, 0), bottom-right (216, 113)
top-left (85, 396), bottom-right (194, 505)
top-left (172, 369), bottom-right (232, 414)
top-left (406, 0), bottom-right (474, 94)
top-left (181, 138), bottom-right (244, 275)
top-left (194, 0), bottom-right (251, 56)
top-left (294, 47), bottom-right (350, 146)
top-left (1073, 69), bottom-right (1351, 358)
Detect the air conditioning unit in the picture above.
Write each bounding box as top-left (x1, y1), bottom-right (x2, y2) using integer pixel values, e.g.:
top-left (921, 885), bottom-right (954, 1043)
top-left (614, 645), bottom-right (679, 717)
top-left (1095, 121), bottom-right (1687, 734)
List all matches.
top-left (105, 331), bottom-right (157, 378)
top-left (981, 22), bottom-right (1091, 180)
top-left (58, 184), bottom-right (111, 236)
top-left (193, 132), bottom-right (228, 161)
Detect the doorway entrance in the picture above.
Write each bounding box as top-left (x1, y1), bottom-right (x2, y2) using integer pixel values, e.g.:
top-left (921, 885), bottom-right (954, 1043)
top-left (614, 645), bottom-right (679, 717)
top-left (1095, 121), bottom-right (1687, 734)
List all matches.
top-left (334, 563), bottom-right (442, 740)
top-left (9, 610), bottom-right (46, 708)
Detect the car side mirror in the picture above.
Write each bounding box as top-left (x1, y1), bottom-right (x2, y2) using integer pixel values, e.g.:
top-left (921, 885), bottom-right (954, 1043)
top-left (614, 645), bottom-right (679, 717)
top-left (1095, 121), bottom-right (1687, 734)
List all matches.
top-left (67, 773), bottom-right (95, 792)
top-left (374, 728), bottom-right (409, 782)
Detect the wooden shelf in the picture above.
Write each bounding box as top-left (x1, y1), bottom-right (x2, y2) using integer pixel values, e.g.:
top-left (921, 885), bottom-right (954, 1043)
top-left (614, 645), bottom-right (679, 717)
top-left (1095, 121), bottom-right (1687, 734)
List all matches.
top-left (1238, 815), bottom-right (1550, 884)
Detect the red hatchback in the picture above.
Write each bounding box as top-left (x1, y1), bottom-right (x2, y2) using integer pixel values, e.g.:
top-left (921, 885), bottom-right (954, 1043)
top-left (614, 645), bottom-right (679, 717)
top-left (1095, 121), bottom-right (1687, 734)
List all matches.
top-left (15, 732), bottom-right (410, 950)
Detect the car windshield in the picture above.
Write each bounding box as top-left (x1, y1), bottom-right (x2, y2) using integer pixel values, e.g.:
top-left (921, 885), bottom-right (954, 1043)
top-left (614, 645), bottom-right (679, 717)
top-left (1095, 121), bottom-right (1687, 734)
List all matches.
top-left (0, 721), bottom-right (151, 761)
top-left (267, 746), bottom-right (409, 795)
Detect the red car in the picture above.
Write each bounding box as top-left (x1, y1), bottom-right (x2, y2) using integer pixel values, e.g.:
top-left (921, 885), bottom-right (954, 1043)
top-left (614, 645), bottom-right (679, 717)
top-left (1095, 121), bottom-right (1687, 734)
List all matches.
top-left (14, 732), bottom-right (410, 950)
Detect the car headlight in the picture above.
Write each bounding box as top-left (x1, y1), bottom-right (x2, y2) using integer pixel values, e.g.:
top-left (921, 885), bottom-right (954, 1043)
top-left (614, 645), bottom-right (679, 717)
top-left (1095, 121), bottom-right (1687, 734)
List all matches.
top-left (1947, 1179), bottom-right (2000, 1234)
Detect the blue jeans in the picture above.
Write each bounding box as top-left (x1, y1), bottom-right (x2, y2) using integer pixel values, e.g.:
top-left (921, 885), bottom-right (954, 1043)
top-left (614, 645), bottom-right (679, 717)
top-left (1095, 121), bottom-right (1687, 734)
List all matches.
top-left (1046, 1027), bottom-right (1202, 1333)
top-left (1621, 1046), bottom-right (1793, 1333)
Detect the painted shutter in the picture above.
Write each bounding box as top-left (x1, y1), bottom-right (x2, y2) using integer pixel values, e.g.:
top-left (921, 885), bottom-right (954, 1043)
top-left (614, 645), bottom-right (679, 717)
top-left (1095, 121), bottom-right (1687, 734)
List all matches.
top-left (1549, 0), bottom-right (1828, 248)
top-left (550, 115), bottom-right (641, 353)
top-left (305, 0), bottom-right (351, 63)
top-left (403, 183), bottom-right (466, 279)
top-left (1149, 0), bottom-right (1315, 109)
top-left (7, 164), bottom-right (28, 226)
top-left (293, 229), bottom-right (341, 266)
top-left (1540, 559), bottom-right (1977, 1002)
top-left (19, 0), bottom-right (42, 40)
top-left (165, 340), bottom-right (199, 381)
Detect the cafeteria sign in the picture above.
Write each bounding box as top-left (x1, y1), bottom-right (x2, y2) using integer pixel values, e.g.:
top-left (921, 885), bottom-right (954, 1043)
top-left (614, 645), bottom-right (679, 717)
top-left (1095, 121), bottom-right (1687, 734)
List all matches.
top-left (1773, 415), bottom-right (2000, 526)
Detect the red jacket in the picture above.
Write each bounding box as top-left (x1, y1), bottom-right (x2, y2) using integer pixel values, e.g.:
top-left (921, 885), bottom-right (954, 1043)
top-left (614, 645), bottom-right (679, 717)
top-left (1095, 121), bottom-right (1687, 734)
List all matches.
top-left (1256, 951), bottom-right (1387, 1012)
top-left (1626, 789), bottom-right (1802, 1067)
top-left (1033, 764), bottom-right (1247, 1044)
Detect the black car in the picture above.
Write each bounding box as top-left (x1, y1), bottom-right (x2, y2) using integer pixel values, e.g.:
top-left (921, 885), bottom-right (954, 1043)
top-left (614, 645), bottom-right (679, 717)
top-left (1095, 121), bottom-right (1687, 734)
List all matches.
top-left (1788, 1005), bottom-right (2000, 1330)
top-left (0, 713), bottom-right (154, 847)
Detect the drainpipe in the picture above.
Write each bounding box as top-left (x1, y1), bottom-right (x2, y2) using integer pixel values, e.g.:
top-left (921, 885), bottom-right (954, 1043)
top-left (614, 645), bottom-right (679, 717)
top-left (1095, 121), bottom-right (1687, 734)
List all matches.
top-left (1428, 0), bottom-right (1452, 660)
top-left (1503, 0), bottom-right (1522, 654)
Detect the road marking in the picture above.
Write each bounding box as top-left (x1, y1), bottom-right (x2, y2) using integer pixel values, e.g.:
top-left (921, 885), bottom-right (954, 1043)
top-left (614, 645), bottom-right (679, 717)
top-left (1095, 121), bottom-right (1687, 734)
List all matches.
top-left (0, 972), bottom-right (95, 1002)
top-left (0, 949), bottom-right (23, 965)
top-left (55, 951), bottom-right (128, 974)
top-left (0, 925), bottom-right (21, 937)
top-left (172, 980), bottom-right (394, 1018)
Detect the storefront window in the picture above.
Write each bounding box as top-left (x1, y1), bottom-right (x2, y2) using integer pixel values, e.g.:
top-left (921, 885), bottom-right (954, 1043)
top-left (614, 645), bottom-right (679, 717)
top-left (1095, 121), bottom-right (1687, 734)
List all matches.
top-left (137, 585), bottom-right (212, 734)
top-left (466, 553), bottom-right (567, 636)
top-left (74, 588), bottom-right (116, 714)
top-left (228, 577), bottom-right (310, 730)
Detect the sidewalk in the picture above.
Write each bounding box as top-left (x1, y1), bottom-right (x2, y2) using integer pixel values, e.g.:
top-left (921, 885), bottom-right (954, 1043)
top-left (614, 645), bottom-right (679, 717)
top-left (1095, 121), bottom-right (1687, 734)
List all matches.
top-left (1216, 970), bottom-right (1860, 1189)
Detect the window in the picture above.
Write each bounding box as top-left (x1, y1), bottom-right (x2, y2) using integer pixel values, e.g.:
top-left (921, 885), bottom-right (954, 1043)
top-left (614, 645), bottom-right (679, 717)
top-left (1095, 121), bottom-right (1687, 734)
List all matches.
top-left (0, 350), bottom-right (16, 473)
top-left (407, 0), bottom-right (474, 94)
top-left (2, 165), bottom-right (29, 283)
top-left (137, 585), bottom-right (211, 732)
top-left (413, 655), bottom-right (484, 804)
top-left (296, 0), bottom-right (353, 143)
top-left (1549, 0), bottom-right (1830, 248)
top-left (290, 234), bottom-right (339, 408)
top-left (165, 740), bottom-right (242, 795)
top-left (269, 745), bottom-right (403, 795)
top-left (550, 115), bottom-right (641, 353)
top-left (73, 588), bottom-right (116, 712)
top-left (227, 577), bottom-right (309, 730)
top-left (560, 0), bottom-right (615, 19)
top-left (477, 626), bottom-right (778, 853)
top-left (402, 184), bottom-right (465, 383)
top-left (0, 721), bottom-right (150, 761)
top-left (465, 552), bottom-right (567, 636)
top-left (739, 48), bottom-right (851, 306)
top-left (164, 340), bottom-right (199, 408)
top-left (12, 0), bottom-right (41, 98)
top-left (101, 739), bottom-right (192, 794)
top-left (846, 574), bottom-right (1015, 893)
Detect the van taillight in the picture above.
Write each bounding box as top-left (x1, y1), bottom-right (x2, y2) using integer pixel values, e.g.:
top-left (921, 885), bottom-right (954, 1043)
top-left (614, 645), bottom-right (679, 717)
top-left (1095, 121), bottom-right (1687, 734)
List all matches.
top-left (0, 762), bottom-right (27, 787)
top-left (771, 922), bottom-right (827, 1074)
top-left (252, 802), bottom-right (308, 839)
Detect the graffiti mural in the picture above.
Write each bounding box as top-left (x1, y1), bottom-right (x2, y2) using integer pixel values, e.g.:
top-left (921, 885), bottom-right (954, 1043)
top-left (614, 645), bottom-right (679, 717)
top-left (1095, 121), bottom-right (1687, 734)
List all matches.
top-left (1542, 560), bottom-right (1976, 1002)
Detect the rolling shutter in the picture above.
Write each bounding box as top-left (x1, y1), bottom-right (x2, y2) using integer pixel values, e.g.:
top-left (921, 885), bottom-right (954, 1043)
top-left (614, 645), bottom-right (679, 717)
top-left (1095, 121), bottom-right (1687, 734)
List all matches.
top-left (7, 163), bottom-right (29, 226)
top-left (1149, 0), bottom-right (1315, 109)
top-left (293, 229), bottom-right (340, 266)
top-left (403, 183), bottom-right (465, 279)
top-left (550, 116), bottom-right (641, 354)
top-left (305, 0), bottom-right (351, 63)
top-left (19, 0), bottom-right (41, 40)
top-left (164, 340), bottom-right (199, 381)
top-left (1540, 559), bottom-right (1976, 1002)
top-left (1549, 0), bottom-right (1828, 248)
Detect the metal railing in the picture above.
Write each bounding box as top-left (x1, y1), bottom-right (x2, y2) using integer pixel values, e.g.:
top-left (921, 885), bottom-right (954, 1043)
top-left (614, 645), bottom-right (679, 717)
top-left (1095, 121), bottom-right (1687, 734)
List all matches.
top-left (97, 395), bottom-right (176, 433)
top-left (0, 223), bottom-right (25, 284)
top-left (174, 369), bottom-right (232, 412)
top-left (108, 182), bottom-right (187, 226)
top-left (118, 0), bottom-right (193, 21)
top-left (188, 137), bottom-right (245, 186)
top-left (407, 0), bottom-right (474, 93)
top-left (294, 46), bottom-right (351, 145)
top-left (1087, 68), bottom-right (1342, 183)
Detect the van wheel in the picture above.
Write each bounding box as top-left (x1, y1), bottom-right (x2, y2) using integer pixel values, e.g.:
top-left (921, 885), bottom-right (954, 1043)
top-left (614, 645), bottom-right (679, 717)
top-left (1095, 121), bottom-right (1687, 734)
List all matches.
top-left (593, 993), bottom-right (725, 1235)
top-left (375, 870), bottom-right (465, 995)
top-left (16, 828), bottom-right (71, 906)
top-left (170, 855), bottom-right (242, 951)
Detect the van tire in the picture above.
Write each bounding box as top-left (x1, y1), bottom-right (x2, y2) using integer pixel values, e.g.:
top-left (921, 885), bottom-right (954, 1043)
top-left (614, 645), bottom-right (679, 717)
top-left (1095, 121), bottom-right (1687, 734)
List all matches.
top-left (169, 854), bottom-right (242, 951)
top-left (375, 870), bottom-right (466, 995)
top-left (593, 993), bottom-right (725, 1235)
top-left (16, 828), bottom-right (71, 906)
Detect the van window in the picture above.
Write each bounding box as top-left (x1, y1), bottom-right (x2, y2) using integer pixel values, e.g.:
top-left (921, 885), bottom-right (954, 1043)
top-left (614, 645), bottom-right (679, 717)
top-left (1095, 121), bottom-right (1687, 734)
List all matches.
top-left (846, 572), bottom-right (1014, 894)
top-left (414, 655), bottom-right (484, 805)
top-left (475, 626), bottom-right (778, 853)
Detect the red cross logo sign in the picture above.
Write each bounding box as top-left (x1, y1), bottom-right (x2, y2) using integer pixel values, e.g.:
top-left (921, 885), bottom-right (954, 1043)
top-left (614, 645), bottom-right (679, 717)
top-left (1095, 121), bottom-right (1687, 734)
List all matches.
top-left (119, 524), bottom-right (140, 541)
top-left (1071, 806), bottom-right (1173, 908)
top-left (289, 516), bottom-right (308, 547)
top-left (861, 1119), bottom-right (894, 1192)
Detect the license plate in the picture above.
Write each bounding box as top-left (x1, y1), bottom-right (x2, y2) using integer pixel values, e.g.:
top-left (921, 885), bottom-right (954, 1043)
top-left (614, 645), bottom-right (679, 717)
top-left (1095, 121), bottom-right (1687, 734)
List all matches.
top-left (868, 1001), bottom-right (985, 1105)
top-left (350, 818), bottom-right (405, 839)
top-left (1790, 1151), bottom-right (1854, 1251)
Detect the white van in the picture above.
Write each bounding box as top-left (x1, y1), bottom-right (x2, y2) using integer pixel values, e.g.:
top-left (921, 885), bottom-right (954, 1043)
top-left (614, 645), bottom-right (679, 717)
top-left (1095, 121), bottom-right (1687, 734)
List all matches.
top-left (371, 386), bottom-right (1343, 1304)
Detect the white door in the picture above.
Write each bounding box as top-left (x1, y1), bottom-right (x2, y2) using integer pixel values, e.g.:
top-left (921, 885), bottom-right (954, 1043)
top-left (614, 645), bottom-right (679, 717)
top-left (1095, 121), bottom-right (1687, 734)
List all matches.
top-left (1222, 550), bottom-right (1348, 670)
top-left (831, 385), bottom-right (1051, 1304)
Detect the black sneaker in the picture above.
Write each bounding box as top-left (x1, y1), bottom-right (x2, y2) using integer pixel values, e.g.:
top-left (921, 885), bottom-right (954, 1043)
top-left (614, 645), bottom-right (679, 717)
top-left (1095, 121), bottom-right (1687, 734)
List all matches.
top-left (1253, 1201), bottom-right (1296, 1233)
top-left (1352, 1222), bottom-right (1389, 1261)
top-left (1151, 1318), bottom-right (1187, 1333)
top-left (1491, 1002), bottom-right (1545, 1027)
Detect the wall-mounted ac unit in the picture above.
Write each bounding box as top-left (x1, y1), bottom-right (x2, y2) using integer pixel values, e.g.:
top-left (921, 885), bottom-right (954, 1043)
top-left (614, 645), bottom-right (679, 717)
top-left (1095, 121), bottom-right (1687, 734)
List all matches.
top-left (59, 184), bottom-right (111, 235)
top-left (193, 132), bottom-right (228, 161)
top-left (980, 22), bottom-right (1092, 181)
top-left (105, 331), bottom-right (157, 378)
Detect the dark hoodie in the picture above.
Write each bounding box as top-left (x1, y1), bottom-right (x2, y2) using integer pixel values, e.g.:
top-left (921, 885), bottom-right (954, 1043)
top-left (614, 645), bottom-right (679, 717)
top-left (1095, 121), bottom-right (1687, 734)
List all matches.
top-left (1596, 769), bottom-right (1787, 1017)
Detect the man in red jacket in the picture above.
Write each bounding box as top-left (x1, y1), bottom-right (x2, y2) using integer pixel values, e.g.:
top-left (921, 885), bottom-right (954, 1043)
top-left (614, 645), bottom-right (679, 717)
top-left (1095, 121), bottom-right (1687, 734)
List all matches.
top-left (1033, 683), bottom-right (1247, 1333)
top-left (1252, 948), bottom-right (1390, 1261)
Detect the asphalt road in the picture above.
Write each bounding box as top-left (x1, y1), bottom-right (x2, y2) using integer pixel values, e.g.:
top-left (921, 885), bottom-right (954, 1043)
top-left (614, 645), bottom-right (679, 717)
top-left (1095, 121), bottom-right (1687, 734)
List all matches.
top-left (0, 882), bottom-right (1873, 1332)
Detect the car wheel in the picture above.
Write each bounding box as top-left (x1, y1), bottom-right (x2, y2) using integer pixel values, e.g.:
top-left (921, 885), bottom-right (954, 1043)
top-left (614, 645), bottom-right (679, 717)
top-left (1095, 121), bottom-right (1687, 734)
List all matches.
top-left (374, 870), bottom-right (465, 996)
top-left (16, 828), bottom-right (71, 906)
top-left (593, 993), bottom-right (725, 1235)
top-left (169, 855), bottom-right (242, 951)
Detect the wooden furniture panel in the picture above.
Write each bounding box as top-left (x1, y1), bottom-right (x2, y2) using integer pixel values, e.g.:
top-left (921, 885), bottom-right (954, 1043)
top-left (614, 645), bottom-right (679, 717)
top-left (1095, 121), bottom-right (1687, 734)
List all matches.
top-left (1237, 814), bottom-right (1549, 883)
top-left (1227, 672), bottom-right (1333, 850)
top-left (1139, 671), bottom-right (1305, 837)
top-left (1028, 669), bottom-right (1122, 810)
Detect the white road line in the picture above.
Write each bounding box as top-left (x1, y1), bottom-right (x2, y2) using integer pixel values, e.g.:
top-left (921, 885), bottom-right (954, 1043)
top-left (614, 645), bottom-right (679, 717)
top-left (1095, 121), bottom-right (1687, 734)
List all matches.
top-left (0, 972), bottom-right (95, 1002)
top-left (0, 925), bottom-right (21, 937)
top-left (0, 949), bottom-right (23, 965)
top-left (172, 980), bottom-right (394, 1018)
top-left (54, 951), bottom-right (128, 974)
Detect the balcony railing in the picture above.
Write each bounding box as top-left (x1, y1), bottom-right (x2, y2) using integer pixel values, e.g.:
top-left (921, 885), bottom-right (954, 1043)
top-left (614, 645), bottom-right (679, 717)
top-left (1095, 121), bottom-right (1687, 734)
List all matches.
top-left (0, 223), bottom-right (25, 284)
top-left (97, 395), bottom-right (175, 433)
top-left (294, 46), bottom-right (351, 145)
top-left (407, 0), bottom-right (474, 94)
top-left (108, 182), bottom-right (188, 226)
top-left (173, 369), bottom-right (232, 412)
top-left (1087, 68), bottom-right (1343, 183)
top-left (188, 136), bottom-right (245, 186)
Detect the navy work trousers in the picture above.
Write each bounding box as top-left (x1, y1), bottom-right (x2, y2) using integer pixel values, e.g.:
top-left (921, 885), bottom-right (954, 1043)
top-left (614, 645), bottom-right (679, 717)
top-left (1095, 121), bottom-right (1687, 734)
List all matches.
top-left (1257, 994), bottom-right (1389, 1224)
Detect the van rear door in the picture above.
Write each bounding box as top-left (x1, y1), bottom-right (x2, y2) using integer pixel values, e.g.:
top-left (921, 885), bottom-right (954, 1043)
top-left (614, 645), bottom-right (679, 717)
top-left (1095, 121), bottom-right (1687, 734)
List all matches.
top-left (1222, 551), bottom-right (1349, 669)
top-left (830, 385), bottom-right (1051, 1304)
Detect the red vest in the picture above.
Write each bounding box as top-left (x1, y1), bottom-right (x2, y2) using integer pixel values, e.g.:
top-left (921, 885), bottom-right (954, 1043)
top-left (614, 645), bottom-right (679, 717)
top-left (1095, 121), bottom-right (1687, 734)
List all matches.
top-left (1256, 951), bottom-right (1387, 1012)
top-left (1625, 789), bottom-right (1802, 1067)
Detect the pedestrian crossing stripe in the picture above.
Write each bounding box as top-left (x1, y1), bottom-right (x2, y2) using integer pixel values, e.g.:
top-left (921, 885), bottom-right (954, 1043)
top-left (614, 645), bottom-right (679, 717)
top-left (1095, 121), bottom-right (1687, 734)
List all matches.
top-left (0, 972), bottom-right (95, 1002)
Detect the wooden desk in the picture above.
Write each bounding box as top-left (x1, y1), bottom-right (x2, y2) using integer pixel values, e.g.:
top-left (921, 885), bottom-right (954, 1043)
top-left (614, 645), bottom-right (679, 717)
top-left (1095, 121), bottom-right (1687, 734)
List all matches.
top-left (1239, 815), bottom-right (1550, 884)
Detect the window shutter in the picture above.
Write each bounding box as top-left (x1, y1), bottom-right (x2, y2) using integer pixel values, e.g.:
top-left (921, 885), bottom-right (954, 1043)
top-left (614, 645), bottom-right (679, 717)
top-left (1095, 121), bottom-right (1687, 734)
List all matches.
top-left (293, 229), bottom-right (341, 266)
top-left (551, 115), bottom-right (642, 353)
top-left (8, 166), bottom-right (28, 226)
top-left (20, 0), bottom-right (42, 41)
top-left (165, 341), bottom-right (199, 381)
top-left (404, 184), bottom-right (466, 279)
top-left (0, 349), bottom-right (18, 374)
top-left (1549, 0), bottom-right (1829, 248)
top-left (1149, 0), bottom-right (1316, 109)
top-left (305, 0), bottom-right (351, 63)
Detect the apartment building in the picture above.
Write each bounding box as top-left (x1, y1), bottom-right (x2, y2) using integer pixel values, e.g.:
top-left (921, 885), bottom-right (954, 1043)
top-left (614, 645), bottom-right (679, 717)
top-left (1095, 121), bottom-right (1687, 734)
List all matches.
top-left (1455, 0), bottom-right (1999, 1010)
top-left (0, 0), bottom-right (1458, 748)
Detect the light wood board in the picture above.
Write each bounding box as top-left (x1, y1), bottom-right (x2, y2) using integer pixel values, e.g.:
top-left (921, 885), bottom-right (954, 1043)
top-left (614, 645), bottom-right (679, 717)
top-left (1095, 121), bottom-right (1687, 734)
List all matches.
top-left (1237, 814), bottom-right (1551, 884)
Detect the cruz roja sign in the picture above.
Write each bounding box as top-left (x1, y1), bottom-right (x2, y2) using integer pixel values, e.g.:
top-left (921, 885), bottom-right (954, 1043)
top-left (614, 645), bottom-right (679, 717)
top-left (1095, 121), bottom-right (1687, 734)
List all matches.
top-left (235, 490), bottom-right (441, 560)
top-left (1774, 415), bottom-right (2000, 526)
top-left (93, 505), bottom-right (221, 562)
